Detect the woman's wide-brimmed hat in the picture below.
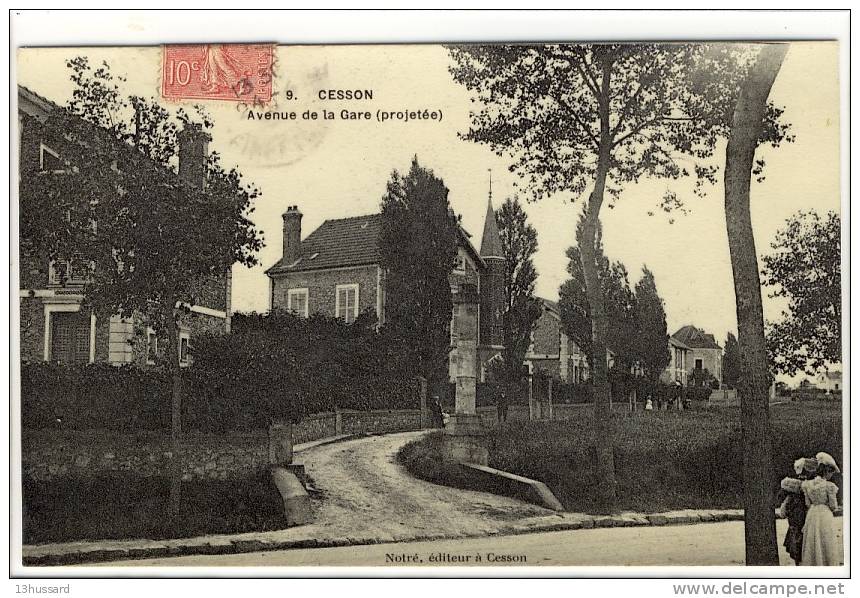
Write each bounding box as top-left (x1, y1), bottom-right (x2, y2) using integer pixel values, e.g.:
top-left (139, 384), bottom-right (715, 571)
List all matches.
top-left (793, 457), bottom-right (819, 474)
top-left (816, 452), bottom-right (840, 473)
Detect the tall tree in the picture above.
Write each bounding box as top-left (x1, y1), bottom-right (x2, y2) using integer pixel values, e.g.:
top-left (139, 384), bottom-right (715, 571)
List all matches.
top-left (722, 332), bottom-right (742, 389)
top-left (558, 220), bottom-right (637, 373)
top-left (379, 157), bottom-right (460, 387)
top-left (632, 267), bottom-right (670, 384)
top-left (762, 210), bottom-right (841, 375)
top-left (20, 57), bottom-right (262, 519)
top-left (449, 43), bottom-right (789, 507)
top-left (496, 198), bottom-right (542, 383)
top-left (723, 42), bottom-right (790, 566)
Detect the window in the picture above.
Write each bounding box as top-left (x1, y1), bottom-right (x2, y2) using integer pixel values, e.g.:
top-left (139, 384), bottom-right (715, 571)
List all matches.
top-left (454, 252), bottom-right (467, 274)
top-left (179, 331), bottom-right (190, 366)
top-left (50, 311), bottom-right (91, 363)
top-left (695, 358), bottom-right (703, 370)
top-left (287, 288), bottom-right (309, 317)
top-left (335, 284), bottom-right (359, 323)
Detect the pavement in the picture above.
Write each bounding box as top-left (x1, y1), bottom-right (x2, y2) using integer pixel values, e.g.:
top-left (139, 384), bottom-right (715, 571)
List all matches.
top-left (20, 431), bottom-right (812, 567)
top-left (100, 518), bottom-right (845, 567)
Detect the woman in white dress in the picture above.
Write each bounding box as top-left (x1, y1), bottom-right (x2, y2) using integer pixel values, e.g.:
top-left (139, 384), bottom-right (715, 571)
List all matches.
top-left (800, 452), bottom-right (841, 566)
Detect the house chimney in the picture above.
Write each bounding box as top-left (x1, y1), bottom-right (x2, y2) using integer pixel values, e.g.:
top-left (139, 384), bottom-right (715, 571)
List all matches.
top-left (178, 122), bottom-right (211, 189)
top-left (282, 206), bottom-right (303, 264)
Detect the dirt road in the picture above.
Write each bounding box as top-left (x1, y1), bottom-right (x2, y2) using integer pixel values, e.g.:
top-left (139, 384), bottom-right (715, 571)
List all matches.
top-left (298, 431), bottom-right (557, 541)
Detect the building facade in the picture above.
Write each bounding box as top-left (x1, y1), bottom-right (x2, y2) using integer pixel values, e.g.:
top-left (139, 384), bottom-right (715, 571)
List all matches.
top-left (671, 325), bottom-right (723, 387)
top-left (815, 370), bottom-right (842, 393)
top-left (265, 198), bottom-right (506, 381)
top-left (18, 86), bottom-right (231, 367)
top-left (660, 336), bottom-right (691, 386)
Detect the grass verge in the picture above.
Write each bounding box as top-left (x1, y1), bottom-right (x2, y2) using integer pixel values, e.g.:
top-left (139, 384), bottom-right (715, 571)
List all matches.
top-left (397, 401), bottom-right (842, 514)
top-left (23, 469), bottom-right (286, 544)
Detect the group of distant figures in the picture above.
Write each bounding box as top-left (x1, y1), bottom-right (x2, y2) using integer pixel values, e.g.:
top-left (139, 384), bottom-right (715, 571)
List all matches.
top-left (643, 395), bottom-right (690, 411)
top-left (778, 452), bottom-right (841, 566)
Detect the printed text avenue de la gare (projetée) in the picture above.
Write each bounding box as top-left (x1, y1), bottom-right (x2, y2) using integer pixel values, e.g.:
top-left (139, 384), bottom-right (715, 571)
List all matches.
top-left (245, 88), bottom-right (443, 124)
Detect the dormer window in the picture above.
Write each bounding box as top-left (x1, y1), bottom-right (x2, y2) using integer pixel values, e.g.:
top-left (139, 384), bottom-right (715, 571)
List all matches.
top-left (39, 142), bottom-right (65, 173)
top-left (48, 257), bottom-right (90, 286)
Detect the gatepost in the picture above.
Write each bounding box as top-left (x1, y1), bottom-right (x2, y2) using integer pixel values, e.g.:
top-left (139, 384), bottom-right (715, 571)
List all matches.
top-left (268, 421), bottom-right (294, 465)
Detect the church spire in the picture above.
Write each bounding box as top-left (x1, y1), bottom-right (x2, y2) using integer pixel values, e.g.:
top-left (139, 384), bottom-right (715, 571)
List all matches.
top-left (480, 170), bottom-right (504, 259)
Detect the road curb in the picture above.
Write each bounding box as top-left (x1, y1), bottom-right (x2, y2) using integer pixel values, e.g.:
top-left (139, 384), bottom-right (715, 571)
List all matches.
top-left (22, 509), bottom-right (746, 566)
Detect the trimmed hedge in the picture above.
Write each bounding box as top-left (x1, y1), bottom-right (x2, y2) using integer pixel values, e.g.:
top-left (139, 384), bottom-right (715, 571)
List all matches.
top-left (21, 362), bottom-right (171, 431)
top-left (21, 310), bottom-right (422, 432)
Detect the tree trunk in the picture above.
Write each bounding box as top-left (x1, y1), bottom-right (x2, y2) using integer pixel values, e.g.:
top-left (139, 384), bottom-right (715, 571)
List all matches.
top-left (577, 59), bottom-right (616, 510)
top-left (724, 43), bottom-right (789, 566)
top-left (164, 304), bottom-right (183, 522)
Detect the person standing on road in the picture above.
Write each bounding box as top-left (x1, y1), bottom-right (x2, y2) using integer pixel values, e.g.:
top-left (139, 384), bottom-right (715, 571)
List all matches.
top-left (431, 396), bottom-right (444, 428)
top-left (801, 452), bottom-right (841, 566)
top-left (497, 388), bottom-right (509, 424)
top-left (777, 457), bottom-right (816, 565)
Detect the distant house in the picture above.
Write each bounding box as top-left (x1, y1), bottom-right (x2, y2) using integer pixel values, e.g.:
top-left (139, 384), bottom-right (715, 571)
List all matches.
top-left (525, 299), bottom-right (586, 382)
top-left (265, 198), bottom-right (506, 382)
top-left (671, 325), bottom-right (723, 387)
top-left (660, 335), bottom-right (691, 386)
top-left (526, 298), bottom-right (620, 383)
top-left (815, 370), bottom-right (842, 393)
top-left (18, 85), bottom-right (232, 367)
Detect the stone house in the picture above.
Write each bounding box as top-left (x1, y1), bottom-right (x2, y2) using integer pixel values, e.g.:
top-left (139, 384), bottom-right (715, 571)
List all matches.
top-left (659, 335), bottom-right (691, 386)
top-left (525, 299), bottom-right (588, 382)
top-left (815, 369), bottom-right (842, 393)
top-left (265, 198), bottom-right (506, 382)
top-left (18, 85), bottom-right (232, 367)
top-left (525, 298), bottom-right (623, 383)
top-left (671, 325), bottom-right (723, 387)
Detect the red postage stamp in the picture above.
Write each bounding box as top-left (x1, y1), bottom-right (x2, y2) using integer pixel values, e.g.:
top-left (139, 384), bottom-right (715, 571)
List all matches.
top-left (162, 44), bottom-right (274, 103)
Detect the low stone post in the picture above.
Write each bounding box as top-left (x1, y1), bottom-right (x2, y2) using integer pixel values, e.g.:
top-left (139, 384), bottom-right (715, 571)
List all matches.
top-left (268, 421), bottom-right (294, 466)
top-left (417, 376), bottom-right (430, 429)
top-left (528, 375), bottom-right (536, 420)
top-left (334, 408), bottom-right (343, 435)
top-left (546, 377), bottom-right (554, 420)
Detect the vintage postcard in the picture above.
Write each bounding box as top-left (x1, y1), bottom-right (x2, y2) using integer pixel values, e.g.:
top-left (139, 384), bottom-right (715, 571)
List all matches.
top-left (11, 10), bottom-right (848, 583)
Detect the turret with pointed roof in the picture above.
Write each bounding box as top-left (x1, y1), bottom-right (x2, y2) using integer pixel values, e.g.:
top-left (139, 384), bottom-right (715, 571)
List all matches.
top-left (479, 195), bottom-right (505, 350)
top-left (480, 196), bottom-right (504, 258)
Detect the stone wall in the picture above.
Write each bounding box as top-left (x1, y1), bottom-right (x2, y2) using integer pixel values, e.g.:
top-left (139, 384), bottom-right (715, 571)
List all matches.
top-left (340, 409), bottom-right (422, 435)
top-left (293, 412), bottom-right (337, 444)
top-left (22, 400), bottom-right (593, 482)
top-left (23, 408), bottom-right (420, 482)
top-left (22, 430), bottom-right (269, 482)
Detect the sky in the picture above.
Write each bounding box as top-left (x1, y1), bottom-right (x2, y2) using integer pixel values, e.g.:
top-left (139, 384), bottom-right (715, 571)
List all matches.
top-left (17, 43), bottom-right (841, 371)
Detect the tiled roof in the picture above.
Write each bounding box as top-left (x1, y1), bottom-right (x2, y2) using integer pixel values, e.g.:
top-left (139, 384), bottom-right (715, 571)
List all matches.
top-left (18, 85), bottom-right (59, 120)
top-left (267, 214), bottom-right (383, 274)
top-left (540, 297), bottom-right (560, 316)
top-left (672, 325), bottom-right (721, 350)
top-left (669, 336), bottom-right (691, 350)
top-left (267, 212), bottom-right (487, 275)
